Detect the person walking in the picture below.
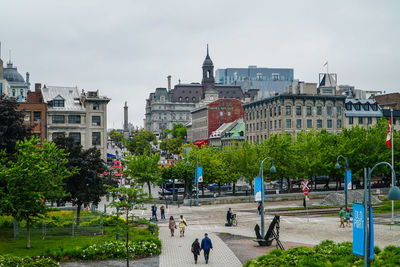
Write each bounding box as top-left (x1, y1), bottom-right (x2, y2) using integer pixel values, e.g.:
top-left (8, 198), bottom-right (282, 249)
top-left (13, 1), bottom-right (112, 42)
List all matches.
top-left (201, 233), bottom-right (213, 264)
top-left (339, 207), bottom-right (345, 228)
top-left (345, 208), bottom-right (351, 227)
top-left (179, 215), bottom-right (187, 237)
top-left (151, 203), bottom-right (157, 221)
top-left (160, 205), bottom-right (165, 220)
top-left (191, 238), bottom-right (201, 264)
top-left (168, 216), bottom-right (176, 237)
top-left (226, 208), bottom-right (233, 226)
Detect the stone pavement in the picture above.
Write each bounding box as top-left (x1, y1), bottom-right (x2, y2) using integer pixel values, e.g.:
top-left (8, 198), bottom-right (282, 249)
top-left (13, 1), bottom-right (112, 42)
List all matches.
top-left (158, 220), bottom-right (242, 267)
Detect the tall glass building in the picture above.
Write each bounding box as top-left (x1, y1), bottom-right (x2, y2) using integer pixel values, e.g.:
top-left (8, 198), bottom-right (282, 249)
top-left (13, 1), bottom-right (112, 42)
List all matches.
top-left (215, 66), bottom-right (294, 99)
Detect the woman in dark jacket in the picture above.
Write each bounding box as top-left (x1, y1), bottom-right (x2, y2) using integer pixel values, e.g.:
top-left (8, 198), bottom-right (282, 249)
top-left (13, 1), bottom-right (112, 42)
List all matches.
top-left (191, 238), bottom-right (201, 264)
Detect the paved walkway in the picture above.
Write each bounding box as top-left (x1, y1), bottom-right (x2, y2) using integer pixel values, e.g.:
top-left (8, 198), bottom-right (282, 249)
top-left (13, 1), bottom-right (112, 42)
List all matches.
top-left (158, 220), bottom-right (242, 267)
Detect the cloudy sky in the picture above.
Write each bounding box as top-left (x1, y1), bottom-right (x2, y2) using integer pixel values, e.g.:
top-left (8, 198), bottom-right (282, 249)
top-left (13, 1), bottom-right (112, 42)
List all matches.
top-left (1, 0), bottom-right (399, 128)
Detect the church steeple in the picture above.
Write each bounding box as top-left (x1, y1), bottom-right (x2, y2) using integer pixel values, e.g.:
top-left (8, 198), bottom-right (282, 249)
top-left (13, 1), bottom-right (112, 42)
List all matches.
top-left (202, 44), bottom-right (215, 89)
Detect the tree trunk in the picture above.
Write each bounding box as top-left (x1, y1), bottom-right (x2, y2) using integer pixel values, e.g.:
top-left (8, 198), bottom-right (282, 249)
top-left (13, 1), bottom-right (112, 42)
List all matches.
top-left (126, 209), bottom-right (129, 267)
top-left (201, 184), bottom-right (204, 196)
top-left (232, 183), bottom-right (236, 195)
top-left (76, 203), bottom-right (81, 230)
top-left (250, 180), bottom-right (253, 195)
top-left (147, 182), bottom-right (152, 197)
top-left (26, 218), bottom-right (31, 248)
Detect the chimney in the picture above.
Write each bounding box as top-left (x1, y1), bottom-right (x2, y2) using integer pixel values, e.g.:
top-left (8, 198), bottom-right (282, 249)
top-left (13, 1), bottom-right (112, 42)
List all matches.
top-left (244, 77), bottom-right (249, 92)
top-left (35, 83), bottom-right (41, 93)
top-left (167, 75), bottom-right (171, 91)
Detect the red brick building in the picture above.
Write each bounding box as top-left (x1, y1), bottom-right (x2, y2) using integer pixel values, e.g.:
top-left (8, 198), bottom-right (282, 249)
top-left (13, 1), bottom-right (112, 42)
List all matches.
top-left (17, 83), bottom-right (47, 143)
top-left (190, 98), bottom-right (244, 143)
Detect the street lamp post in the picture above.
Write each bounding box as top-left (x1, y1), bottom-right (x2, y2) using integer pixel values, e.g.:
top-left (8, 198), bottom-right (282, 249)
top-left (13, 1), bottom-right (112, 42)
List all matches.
top-left (363, 162), bottom-right (398, 267)
top-left (195, 156), bottom-right (199, 206)
top-left (335, 155), bottom-right (349, 211)
top-left (259, 157), bottom-right (276, 238)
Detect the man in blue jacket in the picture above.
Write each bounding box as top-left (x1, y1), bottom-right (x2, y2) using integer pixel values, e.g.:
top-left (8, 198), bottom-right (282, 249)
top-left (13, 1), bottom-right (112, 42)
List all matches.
top-left (201, 233), bottom-right (213, 264)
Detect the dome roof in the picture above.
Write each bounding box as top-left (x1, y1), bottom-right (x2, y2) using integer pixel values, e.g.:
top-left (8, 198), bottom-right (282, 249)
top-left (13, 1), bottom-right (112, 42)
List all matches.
top-left (3, 63), bottom-right (25, 83)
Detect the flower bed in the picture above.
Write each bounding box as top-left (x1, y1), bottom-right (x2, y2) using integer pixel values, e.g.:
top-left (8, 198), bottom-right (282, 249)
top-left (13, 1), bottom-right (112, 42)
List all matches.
top-left (245, 240), bottom-right (400, 267)
top-left (0, 255), bottom-right (58, 267)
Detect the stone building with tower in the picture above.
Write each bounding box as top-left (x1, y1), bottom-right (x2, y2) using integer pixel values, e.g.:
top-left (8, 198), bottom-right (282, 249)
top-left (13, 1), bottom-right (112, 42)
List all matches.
top-left (145, 47), bottom-right (255, 136)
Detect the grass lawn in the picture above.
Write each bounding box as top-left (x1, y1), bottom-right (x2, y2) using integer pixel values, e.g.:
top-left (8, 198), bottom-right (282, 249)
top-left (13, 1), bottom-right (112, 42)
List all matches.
top-left (0, 225), bottom-right (153, 258)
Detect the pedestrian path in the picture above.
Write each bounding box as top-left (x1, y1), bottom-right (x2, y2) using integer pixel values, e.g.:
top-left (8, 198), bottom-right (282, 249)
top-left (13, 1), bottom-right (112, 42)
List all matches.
top-left (158, 222), bottom-right (242, 267)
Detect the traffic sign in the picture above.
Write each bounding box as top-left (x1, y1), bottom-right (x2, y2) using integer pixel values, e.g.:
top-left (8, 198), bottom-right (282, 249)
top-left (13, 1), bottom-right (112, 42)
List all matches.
top-left (303, 189), bottom-right (309, 196)
top-left (301, 180), bottom-right (310, 191)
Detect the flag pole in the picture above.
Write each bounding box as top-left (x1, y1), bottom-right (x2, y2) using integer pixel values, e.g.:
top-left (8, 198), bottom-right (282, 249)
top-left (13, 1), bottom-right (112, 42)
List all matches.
top-left (391, 109), bottom-right (394, 225)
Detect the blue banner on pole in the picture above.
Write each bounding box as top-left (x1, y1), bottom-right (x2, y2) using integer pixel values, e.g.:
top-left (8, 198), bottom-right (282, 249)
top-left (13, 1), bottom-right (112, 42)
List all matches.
top-left (352, 204), bottom-right (365, 256)
top-left (197, 167), bottom-right (203, 183)
top-left (254, 177), bottom-right (265, 201)
top-left (370, 206), bottom-right (374, 260)
top-left (345, 170), bottom-right (352, 191)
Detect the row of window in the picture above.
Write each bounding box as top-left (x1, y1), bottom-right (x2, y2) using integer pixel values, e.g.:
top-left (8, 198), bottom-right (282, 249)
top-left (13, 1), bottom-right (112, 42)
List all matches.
top-left (24, 111), bottom-right (42, 122)
top-left (348, 117), bottom-right (373, 124)
top-left (52, 115), bottom-right (101, 126)
top-left (11, 88), bottom-right (25, 97)
top-left (345, 102), bottom-right (378, 111)
top-left (51, 101), bottom-right (100, 110)
top-left (247, 119), bottom-right (342, 131)
top-left (52, 132), bottom-right (101, 145)
top-left (245, 105), bottom-right (342, 120)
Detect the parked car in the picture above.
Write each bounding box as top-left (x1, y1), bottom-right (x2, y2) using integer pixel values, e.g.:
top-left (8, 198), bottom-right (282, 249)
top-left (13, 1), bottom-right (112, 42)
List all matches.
top-left (207, 183), bottom-right (232, 192)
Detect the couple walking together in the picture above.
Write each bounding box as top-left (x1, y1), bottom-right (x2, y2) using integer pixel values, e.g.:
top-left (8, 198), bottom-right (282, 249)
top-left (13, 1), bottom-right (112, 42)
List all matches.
top-left (168, 215), bottom-right (187, 237)
top-left (191, 233), bottom-right (213, 264)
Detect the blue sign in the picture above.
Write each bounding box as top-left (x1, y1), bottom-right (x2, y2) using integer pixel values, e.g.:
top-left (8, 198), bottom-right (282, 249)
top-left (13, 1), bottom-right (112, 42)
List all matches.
top-left (197, 167), bottom-right (203, 183)
top-left (353, 204), bottom-right (365, 256)
top-left (254, 177), bottom-right (265, 202)
top-left (370, 206), bottom-right (374, 260)
top-left (345, 170), bottom-right (352, 191)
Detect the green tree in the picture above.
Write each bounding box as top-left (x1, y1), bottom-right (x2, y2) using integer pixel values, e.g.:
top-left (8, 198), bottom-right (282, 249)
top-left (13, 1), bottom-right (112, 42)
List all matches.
top-left (106, 184), bottom-right (148, 267)
top-left (0, 137), bottom-right (73, 248)
top-left (54, 136), bottom-right (117, 229)
top-left (161, 160), bottom-right (194, 195)
top-left (124, 152), bottom-right (161, 197)
top-left (160, 137), bottom-right (183, 155)
top-left (109, 129), bottom-right (124, 143)
top-left (126, 130), bottom-right (157, 155)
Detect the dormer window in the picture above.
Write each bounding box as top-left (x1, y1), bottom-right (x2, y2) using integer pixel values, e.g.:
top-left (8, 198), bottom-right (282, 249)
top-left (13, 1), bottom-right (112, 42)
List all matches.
top-left (54, 99), bottom-right (65, 107)
top-left (345, 103), bottom-right (352, 111)
top-left (354, 103), bottom-right (361, 111)
top-left (363, 103), bottom-right (369, 111)
top-left (371, 103), bottom-right (378, 111)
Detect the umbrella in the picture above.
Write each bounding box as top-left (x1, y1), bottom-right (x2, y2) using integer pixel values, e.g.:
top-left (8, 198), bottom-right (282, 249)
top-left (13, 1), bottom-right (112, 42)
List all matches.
top-left (110, 165), bottom-right (123, 169)
top-left (112, 160), bottom-right (121, 164)
top-left (116, 172), bottom-right (123, 175)
top-left (102, 171), bottom-right (108, 175)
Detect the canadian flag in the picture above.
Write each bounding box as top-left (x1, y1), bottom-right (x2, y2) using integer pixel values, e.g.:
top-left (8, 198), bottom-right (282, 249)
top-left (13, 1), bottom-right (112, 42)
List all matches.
top-left (386, 117), bottom-right (392, 148)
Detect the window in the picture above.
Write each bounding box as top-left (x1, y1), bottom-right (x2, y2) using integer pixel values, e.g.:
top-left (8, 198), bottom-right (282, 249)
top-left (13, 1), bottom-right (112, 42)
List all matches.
top-left (69, 132), bottom-right (81, 145)
top-left (93, 103), bottom-right (100, 110)
top-left (358, 117), bottom-right (363, 124)
top-left (12, 89), bottom-right (15, 97)
top-left (270, 121), bottom-right (272, 129)
top-left (227, 101), bottom-right (231, 106)
top-left (296, 119), bottom-right (302, 129)
top-left (245, 113), bottom-right (248, 121)
top-left (296, 106), bottom-right (302, 116)
top-left (260, 122), bottom-right (263, 129)
top-left (54, 99), bottom-right (64, 107)
top-left (371, 104), bottom-right (378, 111)
top-left (246, 124), bottom-right (248, 131)
top-left (317, 106), bottom-right (322, 115)
top-left (92, 132), bottom-right (101, 145)
top-left (179, 97), bottom-right (182, 102)
top-left (279, 120), bottom-right (281, 129)
top-left (24, 112), bottom-right (31, 122)
top-left (327, 119), bottom-right (332, 128)
top-left (274, 107), bottom-right (276, 116)
top-left (317, 119), bottom-right (322, 129)
top-left (52, 132), bottom-right (65, 139)
top-left (220, 101), bottom-right (223, 107)
top-left (20, 89), bottom-right (24, 95)
top-left (274, 120), bottom-right (277, 129)
top-left (349, 117), bottom-right (353, 124)
top-left (68, 115), bottom-right (81, 124)
top-left (185, 97), bottom-right (189, 102)
top-left (337, 106), bottom-right (342, 115)
top-left (257, 123), bottom-right (259, 130)
top-left (364, 104), bottom-right (369, 111)
top-left (192, 97), bottom-right (196, 101)
top-left (270, 108), bottom-right (272, 117)
top-left (345, 103), bottom-right (352, 110)
top-left (92, 116), bottom-right (101, 126)
top-left (306, 106), bottom-right (312, 116)
top-left (354, 103), bottom-right (361, 111)
top-left (257, 111), bottom-right (259, 119)
top-left (286, 106), bottom-right (291, 115)
top-left (220, 111), bottom-right (223, 116)
top-left (307, 119), bottom-right (312, 128)
top-left (264, 109), bottom-right (267, 118)
top-left (327, 106), bottom-right (332, 116)
top-left (286, 119), bottom-right (292, 129)
top-left (52, 115), bottom-right (65, 124)
top-left (228, 111), bottom-right (231, 116)
top-left (337, 119), bottom-right (342, 128)
top-left (367, 117), bottom-right (372, 124)
top-left (278, 106), bottom-right (281, 116)
top-left (34, 111), bottom-right (41, 122)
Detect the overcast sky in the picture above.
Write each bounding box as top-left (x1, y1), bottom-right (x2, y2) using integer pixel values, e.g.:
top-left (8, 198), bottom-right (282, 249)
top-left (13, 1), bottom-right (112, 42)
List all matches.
top-left (1, 0), bottom-right (399, 128)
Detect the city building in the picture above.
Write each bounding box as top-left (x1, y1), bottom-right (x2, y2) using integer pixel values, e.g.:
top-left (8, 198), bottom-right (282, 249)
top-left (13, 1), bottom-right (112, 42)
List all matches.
top-left (382, 109), bottom-right (400, 131)
top-left (16, 83), bottom-right (47, 144)
top-left (145, 47), bottom-right (245, 136)
top-left (189, 98), bottom-right (244, 143)
top-left (221, 119), bottom-right (245, 146)
top-left (209, 121), bottom-right (235, 146)
top-left (370, 93), bottom-right (400, 110)
top-left (41, 85), bottom-right (110, 160)
top-left (1, 55), bottom-right (30, 101)
top-left (215, 66), bottom-right (294, 98)
top-left (344, 98), bottom-right (382, 129)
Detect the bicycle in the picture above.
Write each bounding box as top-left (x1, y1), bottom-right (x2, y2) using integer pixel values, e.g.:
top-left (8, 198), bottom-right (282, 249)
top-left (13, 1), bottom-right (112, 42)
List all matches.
top-left (231, 214), bottom-right (237, 226)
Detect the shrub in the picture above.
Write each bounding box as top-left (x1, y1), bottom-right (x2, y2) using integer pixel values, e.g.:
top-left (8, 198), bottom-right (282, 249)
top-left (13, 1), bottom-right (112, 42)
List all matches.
top-left (0, 255), bottom-right (58, 267)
